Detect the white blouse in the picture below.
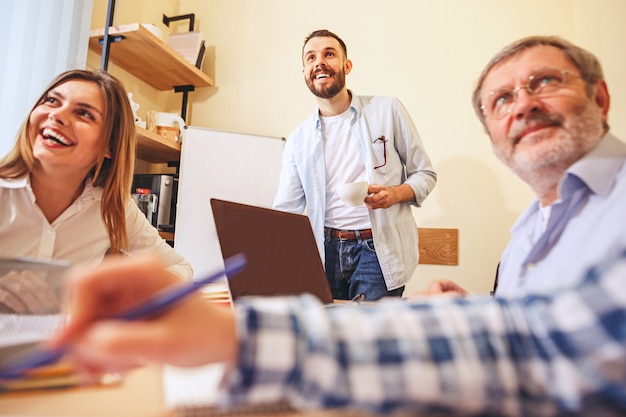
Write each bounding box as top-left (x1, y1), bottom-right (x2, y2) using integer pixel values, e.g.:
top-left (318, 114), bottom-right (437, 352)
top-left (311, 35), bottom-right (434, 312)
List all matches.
top-left (0, 176), bottom-right (192, 280)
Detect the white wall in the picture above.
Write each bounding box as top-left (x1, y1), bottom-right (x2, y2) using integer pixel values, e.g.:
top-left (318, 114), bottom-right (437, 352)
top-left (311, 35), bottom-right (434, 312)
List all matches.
top-left (94, 0), bottom-right (626, 294)
top-left (0, 0), bottom-right (93, 158)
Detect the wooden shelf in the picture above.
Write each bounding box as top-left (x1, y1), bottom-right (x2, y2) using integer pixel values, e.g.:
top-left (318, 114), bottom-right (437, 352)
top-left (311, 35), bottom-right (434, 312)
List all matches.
top-left (135, 126), bottom-right (181, 162)
top-left (89, 23), bottom-right (214, 91)
top-left (158, 230), bottom-right (174, 241)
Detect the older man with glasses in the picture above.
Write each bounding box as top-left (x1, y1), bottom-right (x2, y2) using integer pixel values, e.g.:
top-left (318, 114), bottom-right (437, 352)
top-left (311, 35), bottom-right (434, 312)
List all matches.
top-left (428, 35), bottom-right (626, 299)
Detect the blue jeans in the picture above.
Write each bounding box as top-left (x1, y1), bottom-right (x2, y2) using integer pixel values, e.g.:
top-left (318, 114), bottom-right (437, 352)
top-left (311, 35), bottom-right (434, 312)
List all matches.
top-left (324, 229), bottom-right (404, 301)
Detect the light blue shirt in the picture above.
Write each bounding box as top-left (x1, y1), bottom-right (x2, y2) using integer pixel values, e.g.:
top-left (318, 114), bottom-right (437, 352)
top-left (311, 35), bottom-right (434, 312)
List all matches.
top-left (273, 93), bottom-right (436, 289)
top-left (496, 133), bottom-right (626, 297)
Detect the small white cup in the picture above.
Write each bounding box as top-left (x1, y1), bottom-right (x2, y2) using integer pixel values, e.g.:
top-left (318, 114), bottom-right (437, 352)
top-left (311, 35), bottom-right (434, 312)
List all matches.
top-left (337, 181), bottom-right (368, 207)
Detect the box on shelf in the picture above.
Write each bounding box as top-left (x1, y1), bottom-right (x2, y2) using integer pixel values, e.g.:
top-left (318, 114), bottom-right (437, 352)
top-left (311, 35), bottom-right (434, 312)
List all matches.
top-left (156, 126), bottom-right (181, 143)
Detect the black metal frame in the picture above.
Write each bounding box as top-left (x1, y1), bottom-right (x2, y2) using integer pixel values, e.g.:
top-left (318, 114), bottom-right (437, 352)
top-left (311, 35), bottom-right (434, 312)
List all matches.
top-left (162, 13), bottom-right (195, 32)
top-left (99, 0), bottom-right (117, 71)
top-left (99, 2), bottom-right (197, 121)
top-left (162, 13), bottom-right (197, 121)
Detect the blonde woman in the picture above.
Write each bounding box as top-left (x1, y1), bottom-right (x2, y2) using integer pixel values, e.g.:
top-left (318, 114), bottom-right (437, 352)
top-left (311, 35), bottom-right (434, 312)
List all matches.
top-left (0, 70), bottom-right (191, 311)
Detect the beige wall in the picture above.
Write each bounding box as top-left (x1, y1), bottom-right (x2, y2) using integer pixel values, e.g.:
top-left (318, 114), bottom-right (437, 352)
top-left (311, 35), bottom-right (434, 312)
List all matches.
top-left (91, 0), bottom-right (626, 294)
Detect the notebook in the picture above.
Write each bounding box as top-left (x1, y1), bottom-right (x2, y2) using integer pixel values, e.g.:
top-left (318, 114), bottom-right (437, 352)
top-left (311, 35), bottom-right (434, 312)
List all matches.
top-left (210, 198), bottom-right (334, 304)
top-left (0, 257), bottom-right (70, 371)
top-left (0, 258), bottom-right (84, 391)
top-left (163, 363), bottom-right (296, 416)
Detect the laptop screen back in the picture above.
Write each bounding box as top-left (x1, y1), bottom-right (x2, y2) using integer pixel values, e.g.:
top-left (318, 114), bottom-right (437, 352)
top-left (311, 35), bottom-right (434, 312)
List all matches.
top-left (210, 199), bottom-right (333, 304)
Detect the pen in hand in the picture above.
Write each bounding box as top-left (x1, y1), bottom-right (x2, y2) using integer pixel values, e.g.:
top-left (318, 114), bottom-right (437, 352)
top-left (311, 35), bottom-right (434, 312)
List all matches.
top-left (0, 253), bottom-right (247, 380)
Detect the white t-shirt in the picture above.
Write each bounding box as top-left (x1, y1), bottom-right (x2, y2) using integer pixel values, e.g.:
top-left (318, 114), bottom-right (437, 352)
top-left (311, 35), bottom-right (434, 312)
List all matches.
top-left (321, 108), bottom-right (371, 230)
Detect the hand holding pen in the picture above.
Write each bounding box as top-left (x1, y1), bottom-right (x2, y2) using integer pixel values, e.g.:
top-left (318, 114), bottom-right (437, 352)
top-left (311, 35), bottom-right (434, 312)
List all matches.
top-left (1, 254), bottom-right (245, 379)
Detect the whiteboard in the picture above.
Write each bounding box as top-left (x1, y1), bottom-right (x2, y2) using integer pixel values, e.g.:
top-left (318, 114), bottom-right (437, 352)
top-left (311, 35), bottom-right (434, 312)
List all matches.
top-left (174, 127), bottom-right (285, 280)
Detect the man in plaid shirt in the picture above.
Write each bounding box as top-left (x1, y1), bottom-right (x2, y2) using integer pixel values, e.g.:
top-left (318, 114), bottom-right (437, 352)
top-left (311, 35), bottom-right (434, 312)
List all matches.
top-left (52, 241), bottom-right (625, 416)
top-left (226, 245), bottom-right (626, 416)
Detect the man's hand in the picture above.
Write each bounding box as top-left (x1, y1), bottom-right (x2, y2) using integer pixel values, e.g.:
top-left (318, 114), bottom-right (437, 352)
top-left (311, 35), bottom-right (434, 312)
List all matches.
top-left (407, 279), bottom-right (469, 299)
top-left (365, 183), bottom-right (414, 209)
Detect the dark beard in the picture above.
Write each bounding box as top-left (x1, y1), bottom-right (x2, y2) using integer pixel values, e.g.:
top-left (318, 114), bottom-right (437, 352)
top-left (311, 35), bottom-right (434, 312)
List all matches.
top-left (305, 70), bottom-right (346, 99)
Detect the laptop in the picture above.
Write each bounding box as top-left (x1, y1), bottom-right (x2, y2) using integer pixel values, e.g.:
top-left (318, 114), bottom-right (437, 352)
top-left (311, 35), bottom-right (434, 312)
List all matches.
top-left (210, 198), bottom-right (334, 304)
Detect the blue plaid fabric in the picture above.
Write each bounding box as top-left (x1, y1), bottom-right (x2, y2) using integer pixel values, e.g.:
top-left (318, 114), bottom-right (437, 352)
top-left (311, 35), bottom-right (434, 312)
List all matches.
top-left (221, 247), bottom-right (626, 416)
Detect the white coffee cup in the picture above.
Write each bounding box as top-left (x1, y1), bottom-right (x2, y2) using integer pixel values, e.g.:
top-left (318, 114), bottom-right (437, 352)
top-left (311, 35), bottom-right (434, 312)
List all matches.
top-left (337, 181), bottom-right (369, 207)
top-left (155, 112), bottom-right (186, 130)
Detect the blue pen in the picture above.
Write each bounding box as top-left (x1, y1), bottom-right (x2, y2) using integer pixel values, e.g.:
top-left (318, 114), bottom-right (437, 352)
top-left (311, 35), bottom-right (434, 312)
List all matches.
top-left (0, 253), bottom-right (247, 380)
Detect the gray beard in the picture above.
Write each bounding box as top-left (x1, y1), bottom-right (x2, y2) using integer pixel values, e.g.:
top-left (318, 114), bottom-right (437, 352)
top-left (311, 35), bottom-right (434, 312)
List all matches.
top-left (494, 100), bottom-right (605, 186)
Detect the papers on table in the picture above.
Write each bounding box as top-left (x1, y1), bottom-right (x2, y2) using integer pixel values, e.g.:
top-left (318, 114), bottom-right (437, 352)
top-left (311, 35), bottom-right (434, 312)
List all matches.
top-left (0, 314), bottom-right (65, 371)
top-left (201, 282), bottom-right (232, 307)
top-left (0, 314), bottom-right (124, 392)
top-left (0, 314), bottom-right (64, 348)
top-left (163, 362), bottom-right (227, 409)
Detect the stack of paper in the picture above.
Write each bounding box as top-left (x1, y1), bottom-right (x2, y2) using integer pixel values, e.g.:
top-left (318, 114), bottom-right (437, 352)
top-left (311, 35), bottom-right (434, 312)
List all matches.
top-left (167, 31), bottom-right (207, 69)
top-left (0, 314), bottom-right (124, 392)
top-left (163, 363), bottom-right (295, 416)
top-left (201, 282), bottom-right (232, 307)
top-left (0, 314), bottom-right (76, 391)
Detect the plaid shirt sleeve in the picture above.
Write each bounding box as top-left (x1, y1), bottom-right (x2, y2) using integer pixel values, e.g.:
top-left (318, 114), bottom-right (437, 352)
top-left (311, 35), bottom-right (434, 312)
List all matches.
top-left (220, 247), bottom-right (626, 416)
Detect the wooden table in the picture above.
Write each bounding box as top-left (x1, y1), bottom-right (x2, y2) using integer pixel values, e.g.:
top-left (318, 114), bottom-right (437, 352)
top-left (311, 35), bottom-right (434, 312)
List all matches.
top-left (0, 365), bottom-right (381, 417)
top-left (0, 365), bottom-right (166, 417)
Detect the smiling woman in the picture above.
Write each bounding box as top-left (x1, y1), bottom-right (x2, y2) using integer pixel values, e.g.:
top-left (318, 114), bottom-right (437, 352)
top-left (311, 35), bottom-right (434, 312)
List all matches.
top-left (0, 70), bottom-right (192, 299)
top-left (29, 80), bottom-right (110, 218)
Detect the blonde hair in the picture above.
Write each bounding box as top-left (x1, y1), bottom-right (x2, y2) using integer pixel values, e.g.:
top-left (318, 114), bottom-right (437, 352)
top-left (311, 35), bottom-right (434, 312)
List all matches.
top-left (0, 69), bottom-right (136, 254)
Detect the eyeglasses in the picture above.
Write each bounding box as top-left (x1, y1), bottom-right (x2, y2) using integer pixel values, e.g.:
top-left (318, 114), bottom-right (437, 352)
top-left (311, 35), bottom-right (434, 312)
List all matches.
top-left (373, 136), bottom-right (387, 169)
top-left (481, 68), bottom-right (579, 119)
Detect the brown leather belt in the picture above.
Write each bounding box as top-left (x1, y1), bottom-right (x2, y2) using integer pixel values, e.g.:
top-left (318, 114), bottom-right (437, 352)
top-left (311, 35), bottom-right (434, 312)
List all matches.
top-left (326, 228), bottom-right (373, 240)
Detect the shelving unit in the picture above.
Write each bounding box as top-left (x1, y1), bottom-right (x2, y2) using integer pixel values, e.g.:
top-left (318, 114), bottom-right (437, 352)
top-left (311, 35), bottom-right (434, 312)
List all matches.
top-left (135, 126), bottom-right (181, 162)
top-left (88, 23), bottom-right (213, 91)
top-left (89, 22), bottom-right (213, 162)
top-left (90, 4), bottom-right (213, 243)
top-left (158, 230), bottom-right (175, 241)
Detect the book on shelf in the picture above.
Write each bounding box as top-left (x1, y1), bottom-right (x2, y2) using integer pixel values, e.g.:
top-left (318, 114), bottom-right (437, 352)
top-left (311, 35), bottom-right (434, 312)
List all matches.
top-left (168, 31), bottom-right (207, 70)
top-left (195, 40), bottom-right (207, 70)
